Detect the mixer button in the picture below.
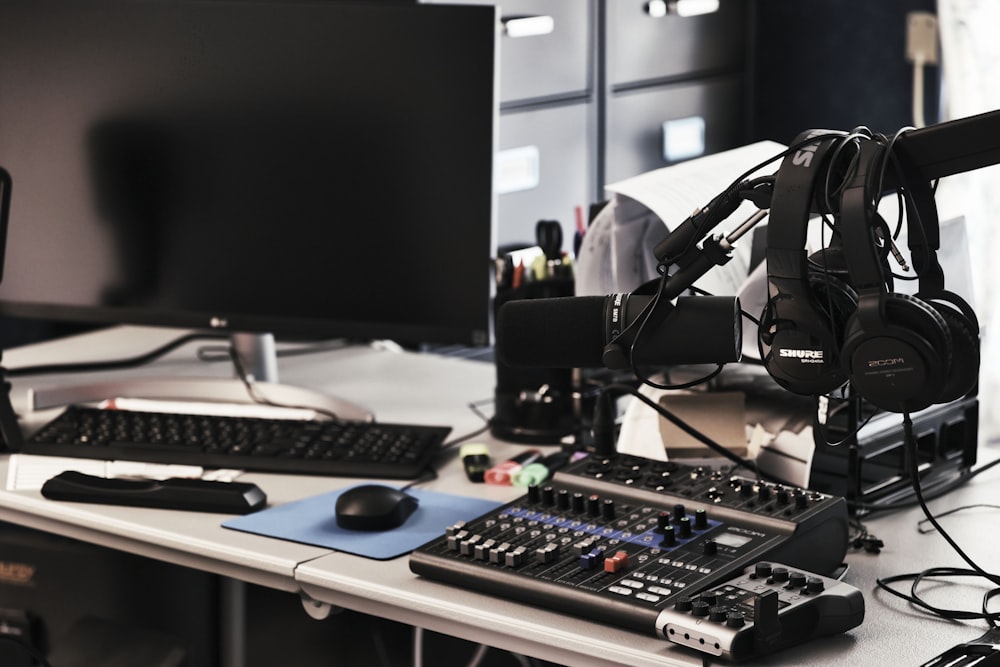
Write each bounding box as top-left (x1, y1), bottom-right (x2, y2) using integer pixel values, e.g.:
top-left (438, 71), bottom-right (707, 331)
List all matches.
top-left (505, 546), bottom-right (527, 567)
top-left (447, 530), bottom-right (469, 551)
top-left (474, 538), bottom-right (497, 561)
top-left (604, 550), bottom-right (629, 573)
top-left (488, 542), bottom-right (511, 564)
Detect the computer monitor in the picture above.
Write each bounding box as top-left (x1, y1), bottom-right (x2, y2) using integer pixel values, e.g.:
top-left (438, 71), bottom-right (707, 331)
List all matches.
top-left (0, 0), bottom-right (498, 414)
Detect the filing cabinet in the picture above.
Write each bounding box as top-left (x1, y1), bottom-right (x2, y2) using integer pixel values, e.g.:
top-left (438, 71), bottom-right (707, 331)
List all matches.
top-left (604, 75), bottom-right (745, 185)
top-left (422, 0), bottom-right (750, 251)
top-left (424, 0), bottom-right (597, 249)
top-left (606, 0), bottom-right (747, 86)
top-left (496, 103), bottom-right (595, 247)
top-left (604, 0), bottom-right (749, 186)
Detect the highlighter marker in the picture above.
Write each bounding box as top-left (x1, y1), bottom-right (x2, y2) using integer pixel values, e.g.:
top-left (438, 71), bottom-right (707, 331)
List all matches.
top-left (460, 443), bottom-right (492, 483)
top-left (484, 449), bottom-right (541, 486)
top-left (512, 450), bottom-right (571, 487)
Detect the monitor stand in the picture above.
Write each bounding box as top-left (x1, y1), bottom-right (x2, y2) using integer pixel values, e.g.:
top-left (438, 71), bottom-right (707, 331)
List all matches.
top-left (23, 332), bottom-right (375, 422)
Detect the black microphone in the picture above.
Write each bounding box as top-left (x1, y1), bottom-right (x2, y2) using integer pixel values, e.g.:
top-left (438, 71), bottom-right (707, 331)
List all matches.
top-left (496, 294), bottom-right (742, 369)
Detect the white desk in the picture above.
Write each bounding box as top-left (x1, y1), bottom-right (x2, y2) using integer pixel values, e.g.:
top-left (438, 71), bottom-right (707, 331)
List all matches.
top-left (1, 326), bottom-right (997, 667)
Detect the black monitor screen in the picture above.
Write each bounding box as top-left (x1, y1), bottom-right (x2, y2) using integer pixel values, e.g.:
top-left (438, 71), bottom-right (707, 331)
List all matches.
top-left (0, 0), bottom-right (497, 347)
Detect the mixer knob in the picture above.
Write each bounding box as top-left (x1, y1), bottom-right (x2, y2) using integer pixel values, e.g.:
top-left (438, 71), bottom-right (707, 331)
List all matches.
top-left (789, 571), bottom-right (807, 588)
top-left (540, 485), bottom-right (555, 506)
top-left (694, 508), bottom-right (708, 530)
top-left (673, 503), bottom-right (686, 520)
top-left (753, 562), bottom-right (773, 579)
top-left (776, 488), bottom-right (790, 505)
top-left (770, 567), bottom-right (789, 583)
top-left (726, 611), bottom-right (746, 628)
top-left (601, 498), bottom-right (616, 520)
top-left (691, 600), bottom-right (710, 617)
top-left (674, 595), bottom-right (696, 612)
top-left (587, 494), bottom-right (601, 517)
top-left (703, 540), bottom-right (718, 556)
top-left (806, 577), bottom-right (825, 594)
top-left (709, 606), bottom-right (728, 623)
top-left (677, 516), bottom-right (692, 538)
top-left (557, 488), bottom-right (571, 511)
top-left (572, 492), bottom-right (585, 514)
top-left (527, 485), bottom-right (541, 504)
top-left (660, 525), bottom-right (677, 547)
top-left (757, 485), bottom-right (772, 501)
top-left (794, 492), bottom-right (809, 510)
top-left (699, 591), bottom-right (718, 606)
top-left (656, 511), bottom-right (671, 531)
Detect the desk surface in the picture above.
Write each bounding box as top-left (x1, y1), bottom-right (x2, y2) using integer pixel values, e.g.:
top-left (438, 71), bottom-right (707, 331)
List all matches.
top-left (1, 326), bottom-right (998, 667)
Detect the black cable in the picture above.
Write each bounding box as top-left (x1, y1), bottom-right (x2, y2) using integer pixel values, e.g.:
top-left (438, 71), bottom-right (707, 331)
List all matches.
top-left (874, 413), bottom-right (1000, 625)
top-left (917, 504), bottom-right (1000, 534)
top-left (5, 331), bottom-right (228, 377)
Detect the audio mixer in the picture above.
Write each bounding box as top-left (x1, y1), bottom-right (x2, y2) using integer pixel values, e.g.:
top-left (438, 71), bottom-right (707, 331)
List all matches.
top-left (410, 453), bottom-right (853, 652)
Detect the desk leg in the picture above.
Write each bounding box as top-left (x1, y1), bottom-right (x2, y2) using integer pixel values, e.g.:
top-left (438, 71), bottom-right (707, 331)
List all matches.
top-left (220, 578), bottom-right (246, 667)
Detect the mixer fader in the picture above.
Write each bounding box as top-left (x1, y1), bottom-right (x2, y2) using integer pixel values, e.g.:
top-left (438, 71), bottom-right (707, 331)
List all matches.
top-left (410, 453), bottom-right (849, 637)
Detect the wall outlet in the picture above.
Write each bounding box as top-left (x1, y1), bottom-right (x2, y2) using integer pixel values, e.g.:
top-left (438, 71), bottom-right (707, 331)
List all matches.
top-left (907, 11), bottom-right (939, 65)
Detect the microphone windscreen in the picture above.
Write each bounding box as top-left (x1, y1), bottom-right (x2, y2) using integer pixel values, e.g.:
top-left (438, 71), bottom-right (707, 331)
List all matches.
top-left (496, 296), bottom-right (607, 368)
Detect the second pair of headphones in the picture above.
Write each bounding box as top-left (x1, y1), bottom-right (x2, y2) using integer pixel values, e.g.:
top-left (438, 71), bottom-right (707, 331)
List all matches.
top-left (759, 129), bottom-right (979, 413)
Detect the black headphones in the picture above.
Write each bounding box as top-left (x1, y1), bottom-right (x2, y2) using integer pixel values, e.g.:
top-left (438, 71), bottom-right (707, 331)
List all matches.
top-left (837, 138), bottom-right (979, 413)
top-left (760, 129), bottom-right (979, 413)
top-left (759, 130), bottom-right (857, 395)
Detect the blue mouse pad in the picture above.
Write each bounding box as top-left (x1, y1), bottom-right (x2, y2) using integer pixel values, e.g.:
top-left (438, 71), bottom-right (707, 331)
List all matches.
top-left (222, 485), bottom-right (503, 560)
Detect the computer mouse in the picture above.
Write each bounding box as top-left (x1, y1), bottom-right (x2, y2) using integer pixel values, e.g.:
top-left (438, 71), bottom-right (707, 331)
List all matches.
top-left (334, 484), bottom-right (419, 531)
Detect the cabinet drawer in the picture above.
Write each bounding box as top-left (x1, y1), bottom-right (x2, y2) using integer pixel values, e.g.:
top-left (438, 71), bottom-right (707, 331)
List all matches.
top-left (496, 103), bottom-right (595, 249)
top-left (425, 0), bottom-right (593, 104)
top-left (606, 0), bottom-right (746, 87)
top-left (604, 75), bottom-right (745, 184)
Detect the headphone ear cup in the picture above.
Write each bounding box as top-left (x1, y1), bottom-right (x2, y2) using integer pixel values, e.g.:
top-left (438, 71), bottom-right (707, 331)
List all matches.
top-left (806, 268), bottom-right (857, 338)
top-left (757, 267), bottom-right (856, 396)
top-left (925, 299), bottom-right (979, 402)
top-left (842, 292), bottom-right (952, 413)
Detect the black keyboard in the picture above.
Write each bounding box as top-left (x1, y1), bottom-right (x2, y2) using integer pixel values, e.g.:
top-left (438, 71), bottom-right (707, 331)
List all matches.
top-left (24, 406), bottom-right (452, 479)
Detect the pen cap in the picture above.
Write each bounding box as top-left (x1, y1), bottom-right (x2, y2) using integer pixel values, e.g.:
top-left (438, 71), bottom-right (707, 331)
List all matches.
top-left (460, 443), bottom-right (492, 483)
top-left (484, 449), bottom-right (542, 485)
top-left (512, 462), bottom-right (550, 487)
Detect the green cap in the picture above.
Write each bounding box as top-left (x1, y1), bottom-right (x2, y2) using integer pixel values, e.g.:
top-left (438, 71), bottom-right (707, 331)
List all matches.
top-left (512, 462), bottom-right (550, 487)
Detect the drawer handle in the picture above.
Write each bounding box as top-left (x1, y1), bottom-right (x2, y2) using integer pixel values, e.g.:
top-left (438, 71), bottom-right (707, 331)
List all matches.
top-left (646, 0), bottom-right (720, 18)
top-left (501, 15), bottom-right (555, 38)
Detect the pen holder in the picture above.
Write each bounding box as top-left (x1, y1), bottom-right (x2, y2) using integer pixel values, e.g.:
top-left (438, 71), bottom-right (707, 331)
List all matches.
top-left (491, 277), bottom-right (577, 444)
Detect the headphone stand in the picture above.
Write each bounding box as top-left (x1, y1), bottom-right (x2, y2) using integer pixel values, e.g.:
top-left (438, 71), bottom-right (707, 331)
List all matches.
top-left (843, 389), bottom-right (863, 514)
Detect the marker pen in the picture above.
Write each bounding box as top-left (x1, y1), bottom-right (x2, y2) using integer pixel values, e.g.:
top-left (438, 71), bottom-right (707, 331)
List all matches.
top-left (460, 443), bottom-right (492, 483)
top-left (484, 449), bottom-right (541, 486)
top-left (512, 450), bottom-right (571, 487)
